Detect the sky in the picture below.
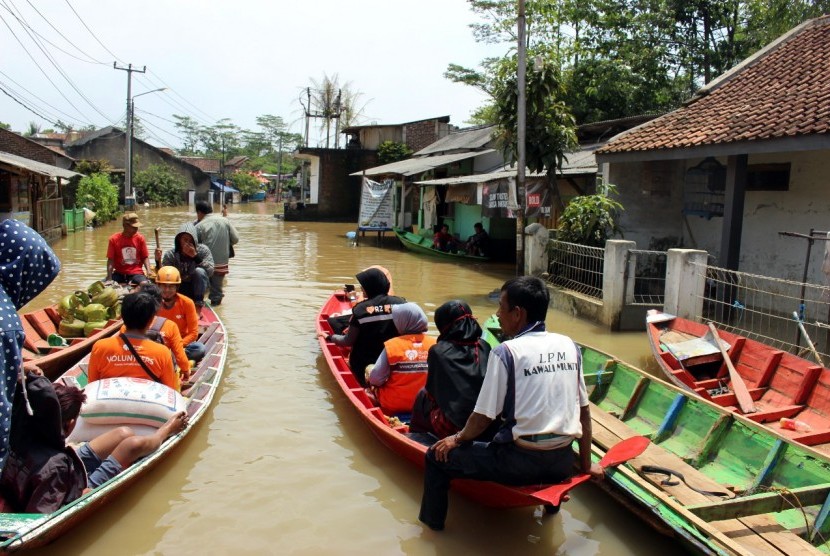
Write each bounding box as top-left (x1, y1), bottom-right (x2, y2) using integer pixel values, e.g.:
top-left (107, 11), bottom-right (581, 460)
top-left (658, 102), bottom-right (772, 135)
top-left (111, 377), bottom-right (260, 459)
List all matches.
top-left (0, 0), bottom-right (508, 150)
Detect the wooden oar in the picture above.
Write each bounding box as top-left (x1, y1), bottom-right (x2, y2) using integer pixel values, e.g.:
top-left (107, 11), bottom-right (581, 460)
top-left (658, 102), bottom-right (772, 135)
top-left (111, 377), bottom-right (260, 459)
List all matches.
top-left (708, 323), bottom-right (756, 414)
top-left (154, 227), bottom-right (162, 271)
top-left (793, 311), bottom-right (825, 366)
top-left (531, 435), bottom-right (650, 506)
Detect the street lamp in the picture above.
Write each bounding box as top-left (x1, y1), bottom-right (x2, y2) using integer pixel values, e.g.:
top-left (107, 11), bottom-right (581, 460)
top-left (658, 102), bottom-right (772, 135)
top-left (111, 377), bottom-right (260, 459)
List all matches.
top-left (125, 87), bottom-right (167, 206)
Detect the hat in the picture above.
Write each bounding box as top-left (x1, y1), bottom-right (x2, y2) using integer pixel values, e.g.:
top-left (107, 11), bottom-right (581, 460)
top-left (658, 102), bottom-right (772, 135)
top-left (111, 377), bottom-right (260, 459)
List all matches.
top-left (122, 212), bottom-right (142, 228)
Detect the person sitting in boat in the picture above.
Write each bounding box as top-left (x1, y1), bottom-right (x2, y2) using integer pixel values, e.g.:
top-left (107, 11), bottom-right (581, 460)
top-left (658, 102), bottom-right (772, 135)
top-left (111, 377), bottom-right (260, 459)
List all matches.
top-left (87, 292), bottom-right (181, 391)
top-left (131, 283), bottom-right (191, 383)
top-left (323, 267), bottom-right (406, 387)
top-left (464, 223), bottom-right (490, 257)
top-left (432, 224), bottom-right (458, 253)
top-left (161, 223), bottom-right (214, 310)
top-left (155, 266), bottom-right (207, 363)
top-left (418, 276), bottom-right (604, 531)
top-left (105, 212), bottom-right (152, 285)
top-left (0, 373), bottom-right (187, 513)
top-left (409, 300), bottom-right (493, 439)
top-left (366, 303), bottom-right (436, 415)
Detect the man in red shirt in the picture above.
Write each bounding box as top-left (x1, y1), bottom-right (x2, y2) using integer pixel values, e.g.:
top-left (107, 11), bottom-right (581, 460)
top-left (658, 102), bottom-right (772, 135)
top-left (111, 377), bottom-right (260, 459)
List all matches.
top-left (106, 212), bottom-right (152, 285)
top-left (155, 266), bottom-right (206, 361)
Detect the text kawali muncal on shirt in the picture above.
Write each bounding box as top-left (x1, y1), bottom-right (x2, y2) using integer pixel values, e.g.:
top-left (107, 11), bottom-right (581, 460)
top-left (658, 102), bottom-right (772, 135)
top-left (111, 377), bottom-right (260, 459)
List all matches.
top-left (524, 351), bottom-right (579, 376)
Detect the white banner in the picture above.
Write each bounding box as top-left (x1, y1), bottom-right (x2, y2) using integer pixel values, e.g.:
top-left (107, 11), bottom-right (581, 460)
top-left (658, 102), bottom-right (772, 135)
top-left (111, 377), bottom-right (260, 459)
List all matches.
top-left (359, 177), bottom-right (394, 229)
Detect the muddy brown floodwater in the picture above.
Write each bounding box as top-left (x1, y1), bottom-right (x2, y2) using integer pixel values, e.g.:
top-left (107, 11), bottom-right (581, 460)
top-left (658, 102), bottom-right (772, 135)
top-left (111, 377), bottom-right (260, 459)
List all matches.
top-left (24, 203), bottom-right (687, 555)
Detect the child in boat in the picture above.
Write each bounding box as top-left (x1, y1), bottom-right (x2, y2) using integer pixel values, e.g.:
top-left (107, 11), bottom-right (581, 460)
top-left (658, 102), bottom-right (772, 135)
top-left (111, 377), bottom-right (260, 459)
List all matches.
top-left (0, 374), bottom-right (187, 513)
top-left (366, 303), bottom-right (436, 415)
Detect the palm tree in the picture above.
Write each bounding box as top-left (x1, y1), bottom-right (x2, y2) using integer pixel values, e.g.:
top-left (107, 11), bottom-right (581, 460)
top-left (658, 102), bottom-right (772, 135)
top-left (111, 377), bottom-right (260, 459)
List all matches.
top-left (25, 121), bottom-right (41, 137)
top-left (304, 73), bottom-right (368, 148)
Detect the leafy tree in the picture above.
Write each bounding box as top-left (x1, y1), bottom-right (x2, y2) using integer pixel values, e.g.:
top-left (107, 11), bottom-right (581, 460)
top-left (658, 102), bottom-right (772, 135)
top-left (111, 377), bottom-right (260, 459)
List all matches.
top-left (76, 173), bottom-right (118, 226)
top-left (133, 164), bottom-right (187, 206)
top-left (491, 53), bottom-right (578, 210)
top-left (377, 141), bottom-right (412, 164)
top-left (24, 122), bottom-right (41, 136)
top-left (173, 114), bottom-right (201, 155)
top-left (74, 159), bottom-right (113, 175)
top-left (557, 181), bottom-right (624, 247)
top-left (0, 122), bottom-right (9, 130)
top-left (229, 171), bottom-right (261, 197)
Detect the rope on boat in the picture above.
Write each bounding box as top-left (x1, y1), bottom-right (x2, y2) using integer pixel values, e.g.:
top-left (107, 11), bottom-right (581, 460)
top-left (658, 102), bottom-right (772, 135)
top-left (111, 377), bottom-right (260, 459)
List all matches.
top-left (640, 465), bottom-right (731, 498)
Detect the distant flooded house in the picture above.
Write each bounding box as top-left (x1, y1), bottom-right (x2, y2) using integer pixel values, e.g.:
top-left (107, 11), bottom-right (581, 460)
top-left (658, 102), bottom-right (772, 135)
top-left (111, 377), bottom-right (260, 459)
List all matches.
top-left (64, 127), bottom-right (211, 203)
top-left (596, 15), bottom-right (830, 282)
top-left (0, 128), bottom-right (78, 243)
top-left (287, 116), bottom-right (451, 222)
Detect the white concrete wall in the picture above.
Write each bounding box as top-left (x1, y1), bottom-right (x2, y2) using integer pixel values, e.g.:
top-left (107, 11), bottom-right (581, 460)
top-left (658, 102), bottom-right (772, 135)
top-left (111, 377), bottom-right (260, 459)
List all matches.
top-left (308, 157), bottom-right (320, 204)
top-left (607, 150), bottom-right (830, 283)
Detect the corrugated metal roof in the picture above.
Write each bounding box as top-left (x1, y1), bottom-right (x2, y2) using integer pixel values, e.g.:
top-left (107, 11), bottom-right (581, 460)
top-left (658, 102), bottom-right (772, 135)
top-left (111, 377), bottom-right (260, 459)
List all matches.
top-left (349, 149), bottom-right (494, 177)
top-left (413, 144), bottom-right (602, 185)
top-left (0, 151), bottom-right (80, 179)
top-left (413, 126), bottom-right (495, 156)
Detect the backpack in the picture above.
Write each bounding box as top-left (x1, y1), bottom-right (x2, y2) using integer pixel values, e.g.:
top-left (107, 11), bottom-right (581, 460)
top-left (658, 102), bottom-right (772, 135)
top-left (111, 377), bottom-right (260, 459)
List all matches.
top-left (145, 317), bottom-right (168, 344)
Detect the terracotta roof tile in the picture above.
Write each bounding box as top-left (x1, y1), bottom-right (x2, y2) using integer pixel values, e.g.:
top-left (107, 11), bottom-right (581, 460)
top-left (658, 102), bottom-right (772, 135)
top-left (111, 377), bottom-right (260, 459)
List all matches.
top-left (179, 156), bottom-right (220, 173)
top-left (600, 16), bottom-right (830, 154)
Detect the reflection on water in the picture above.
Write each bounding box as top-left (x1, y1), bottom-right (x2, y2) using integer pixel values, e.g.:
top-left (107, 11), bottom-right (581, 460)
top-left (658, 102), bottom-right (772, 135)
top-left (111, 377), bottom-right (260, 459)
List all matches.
top-left (26, 203), bottom-right (683, 555)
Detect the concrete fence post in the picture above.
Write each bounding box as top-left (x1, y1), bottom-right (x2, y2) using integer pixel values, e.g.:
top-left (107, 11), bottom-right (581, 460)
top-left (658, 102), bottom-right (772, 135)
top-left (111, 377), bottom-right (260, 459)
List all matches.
top-left (524, 223), bottom-right (549, 276)
top-left (664, 249), bottom-right (709, 320)
top-left (603, 240), bottom-right (637, 329)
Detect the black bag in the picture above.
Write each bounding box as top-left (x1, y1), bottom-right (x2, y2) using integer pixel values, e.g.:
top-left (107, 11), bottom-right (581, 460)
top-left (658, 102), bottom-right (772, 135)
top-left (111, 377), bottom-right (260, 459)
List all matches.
top-left (229, 245), bottom-right (235, 258)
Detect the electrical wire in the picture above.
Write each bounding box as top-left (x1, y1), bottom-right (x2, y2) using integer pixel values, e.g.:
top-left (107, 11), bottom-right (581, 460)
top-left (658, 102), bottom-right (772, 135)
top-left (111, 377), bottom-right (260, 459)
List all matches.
top-left (0, 1), bottom-right (114, 123)
top-left (22, 0), bottom-right (106, 64)
top-left (63, 0), bottom-right (122, 64)
top-left (0, 83), bottom-right (59, 126)
top-left (0, 73), bottom-right (87, 126)
top-left (0, 9), bottom-right (94, 124)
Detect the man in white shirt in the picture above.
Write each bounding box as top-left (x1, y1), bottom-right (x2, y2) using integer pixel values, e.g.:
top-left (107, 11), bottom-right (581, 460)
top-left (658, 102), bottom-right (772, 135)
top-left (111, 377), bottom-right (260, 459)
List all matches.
top-left (418, 276), bottom-right (603, 531)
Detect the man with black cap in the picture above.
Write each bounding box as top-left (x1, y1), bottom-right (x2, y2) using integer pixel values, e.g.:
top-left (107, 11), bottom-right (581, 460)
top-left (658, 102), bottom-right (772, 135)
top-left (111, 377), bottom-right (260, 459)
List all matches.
top-left (106, 212), bottom-right (152, 285)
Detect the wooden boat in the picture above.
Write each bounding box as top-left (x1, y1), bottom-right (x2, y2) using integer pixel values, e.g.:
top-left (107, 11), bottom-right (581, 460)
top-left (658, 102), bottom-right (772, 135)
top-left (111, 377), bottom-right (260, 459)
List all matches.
top-left (392, 227), bottom-right (490, 261)
top-left (645, 312), bottom-right (830, 450)
top-left (480, 315), bottom-right (830, 555)
top-left (316, 290), bottom-right (638, 509)
top-left (19, 304), bottom-right (121, 381)
top-left (0, 307), bottom-right (228, 551)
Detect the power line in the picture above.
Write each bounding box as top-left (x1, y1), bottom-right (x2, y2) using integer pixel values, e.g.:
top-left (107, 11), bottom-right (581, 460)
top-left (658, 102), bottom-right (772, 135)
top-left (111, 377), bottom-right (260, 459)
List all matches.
top-left (0, 1), bottom-right (115, 124)
top-left (135, 109), bottom-right (182, 142)
top-left (0, 84), bottom-right (58, 126)
top-left (63, 0), bottom-right (122, 64)
top-left (0, 76), bottom-right (81, 126)
top-left (0, 9), bottom-right (94, 124)
top-left (21, 0), bottom-right (106, 64)
top-left (145, 70), bottom-right (218, 123)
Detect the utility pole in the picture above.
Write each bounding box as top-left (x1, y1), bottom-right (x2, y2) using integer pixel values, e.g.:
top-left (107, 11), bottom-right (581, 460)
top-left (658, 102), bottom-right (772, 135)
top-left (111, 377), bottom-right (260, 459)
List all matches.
top-left (305, 88), bottom-right (311, 147)
top-left (277, 133), bottom-right (283, 198)
top-left (334, 89), bottom-right (342, 149)
top-left (516, 0), bottom-right (527, 276)
top-left (114, 62), bottom-right (146, 206)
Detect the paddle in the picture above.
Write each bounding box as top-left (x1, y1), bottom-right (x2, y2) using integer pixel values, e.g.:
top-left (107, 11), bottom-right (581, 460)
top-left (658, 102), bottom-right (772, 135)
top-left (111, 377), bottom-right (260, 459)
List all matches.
top-left (793, 311), bottom-right (825, 366)
top-left (154, 228), bottom-right (162, 271)
top-left (531, 435), bottom-right (650, 506)
top-left (707, 323), bottom-right (756, 414)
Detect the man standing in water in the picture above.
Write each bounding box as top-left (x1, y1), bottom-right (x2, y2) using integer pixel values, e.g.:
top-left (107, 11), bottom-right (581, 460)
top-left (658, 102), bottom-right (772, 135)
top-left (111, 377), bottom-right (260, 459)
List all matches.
top-left (418, 276), bottom-right (603, 531)
top-left (195, 201), bottom-right (238, 306)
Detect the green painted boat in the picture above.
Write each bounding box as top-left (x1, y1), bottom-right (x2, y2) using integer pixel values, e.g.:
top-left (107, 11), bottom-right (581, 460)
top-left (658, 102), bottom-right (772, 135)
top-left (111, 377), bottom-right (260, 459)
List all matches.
top-left (483, 316), bottom-right (830, 555)
top-left (393, 227), bottom-right (490, 261)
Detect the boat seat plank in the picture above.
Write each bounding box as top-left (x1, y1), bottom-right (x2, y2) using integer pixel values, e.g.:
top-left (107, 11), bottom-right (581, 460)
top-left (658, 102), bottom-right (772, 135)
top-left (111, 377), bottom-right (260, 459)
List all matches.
top-left (793, 366), bottom-right (822, 406)
top-left (717, 337), bottom-right (746, 380)
top-left (757, 351), bottom-right (785, 388)
top-left (590, 404), bottom-right (813, 555)
top-left (24, 311), bottom-right (57, 339)
top-left (688, 483), bottom-right (830, 520)
top-left (743, 404), bottom-right (804, 423)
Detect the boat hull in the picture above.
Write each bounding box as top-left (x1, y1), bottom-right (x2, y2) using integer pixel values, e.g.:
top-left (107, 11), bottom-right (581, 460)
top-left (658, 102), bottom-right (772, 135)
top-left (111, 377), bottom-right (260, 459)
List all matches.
top-left (393, 228), bottom-right (489, 261)
top-left (0, 307), bottom-right (228, 551)
top-left (646, 314), bottom-right (830, 455)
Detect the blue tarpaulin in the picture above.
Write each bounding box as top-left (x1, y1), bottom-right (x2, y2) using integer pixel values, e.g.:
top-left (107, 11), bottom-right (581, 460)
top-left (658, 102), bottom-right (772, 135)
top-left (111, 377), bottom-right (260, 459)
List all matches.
top-left (211, 180), bottom-right (240, 194)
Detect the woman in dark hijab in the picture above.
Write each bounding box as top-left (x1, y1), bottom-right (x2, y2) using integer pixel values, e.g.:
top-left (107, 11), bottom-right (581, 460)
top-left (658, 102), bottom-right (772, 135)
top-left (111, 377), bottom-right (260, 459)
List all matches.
top-left (326, 267), bottom-right (405, 387)
top-left (410, 300), bottom-right (492, 438)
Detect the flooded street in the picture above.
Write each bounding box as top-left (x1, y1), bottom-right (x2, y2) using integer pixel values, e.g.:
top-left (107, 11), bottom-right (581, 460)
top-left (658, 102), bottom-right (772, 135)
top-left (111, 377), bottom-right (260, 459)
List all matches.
top-left (26, 202), bottom-right (684, 555)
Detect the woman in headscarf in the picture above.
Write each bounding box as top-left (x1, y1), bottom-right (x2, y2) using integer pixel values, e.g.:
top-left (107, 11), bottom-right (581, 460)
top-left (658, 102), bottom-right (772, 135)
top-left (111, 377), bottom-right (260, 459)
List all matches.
top-left (367, 303), bottom-right (436, 415)
top-left (325, 267), bottom-right (405, 386)
top-left (410, 300), bottom-right (492, 439)
top-left (0, 219), bottom-right (61, 469)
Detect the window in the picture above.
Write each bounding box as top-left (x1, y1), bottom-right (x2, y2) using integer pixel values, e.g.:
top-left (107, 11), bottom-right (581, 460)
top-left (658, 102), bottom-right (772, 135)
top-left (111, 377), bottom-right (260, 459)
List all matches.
top-left (746, 163), bottom-right (790, 191)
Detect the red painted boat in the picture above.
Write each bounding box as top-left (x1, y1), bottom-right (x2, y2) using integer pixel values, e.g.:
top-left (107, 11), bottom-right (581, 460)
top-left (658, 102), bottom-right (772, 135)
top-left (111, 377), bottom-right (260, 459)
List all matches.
top-left (318, 290), bottom-right (585, 509)
top-left (646, 312), bottom-right (830, 449)
top-left (19, 304), bottom-right (121, 380)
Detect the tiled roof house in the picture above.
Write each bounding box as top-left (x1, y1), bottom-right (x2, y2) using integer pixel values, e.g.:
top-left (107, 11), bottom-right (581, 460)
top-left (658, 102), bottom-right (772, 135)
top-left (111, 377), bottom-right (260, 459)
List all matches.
top-left (595, 15), bottom-right (830, 280)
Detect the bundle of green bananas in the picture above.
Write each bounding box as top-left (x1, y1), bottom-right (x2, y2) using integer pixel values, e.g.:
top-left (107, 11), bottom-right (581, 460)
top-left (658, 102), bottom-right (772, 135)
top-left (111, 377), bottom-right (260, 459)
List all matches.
top-left (57, 280), bottom-right (122, 337)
